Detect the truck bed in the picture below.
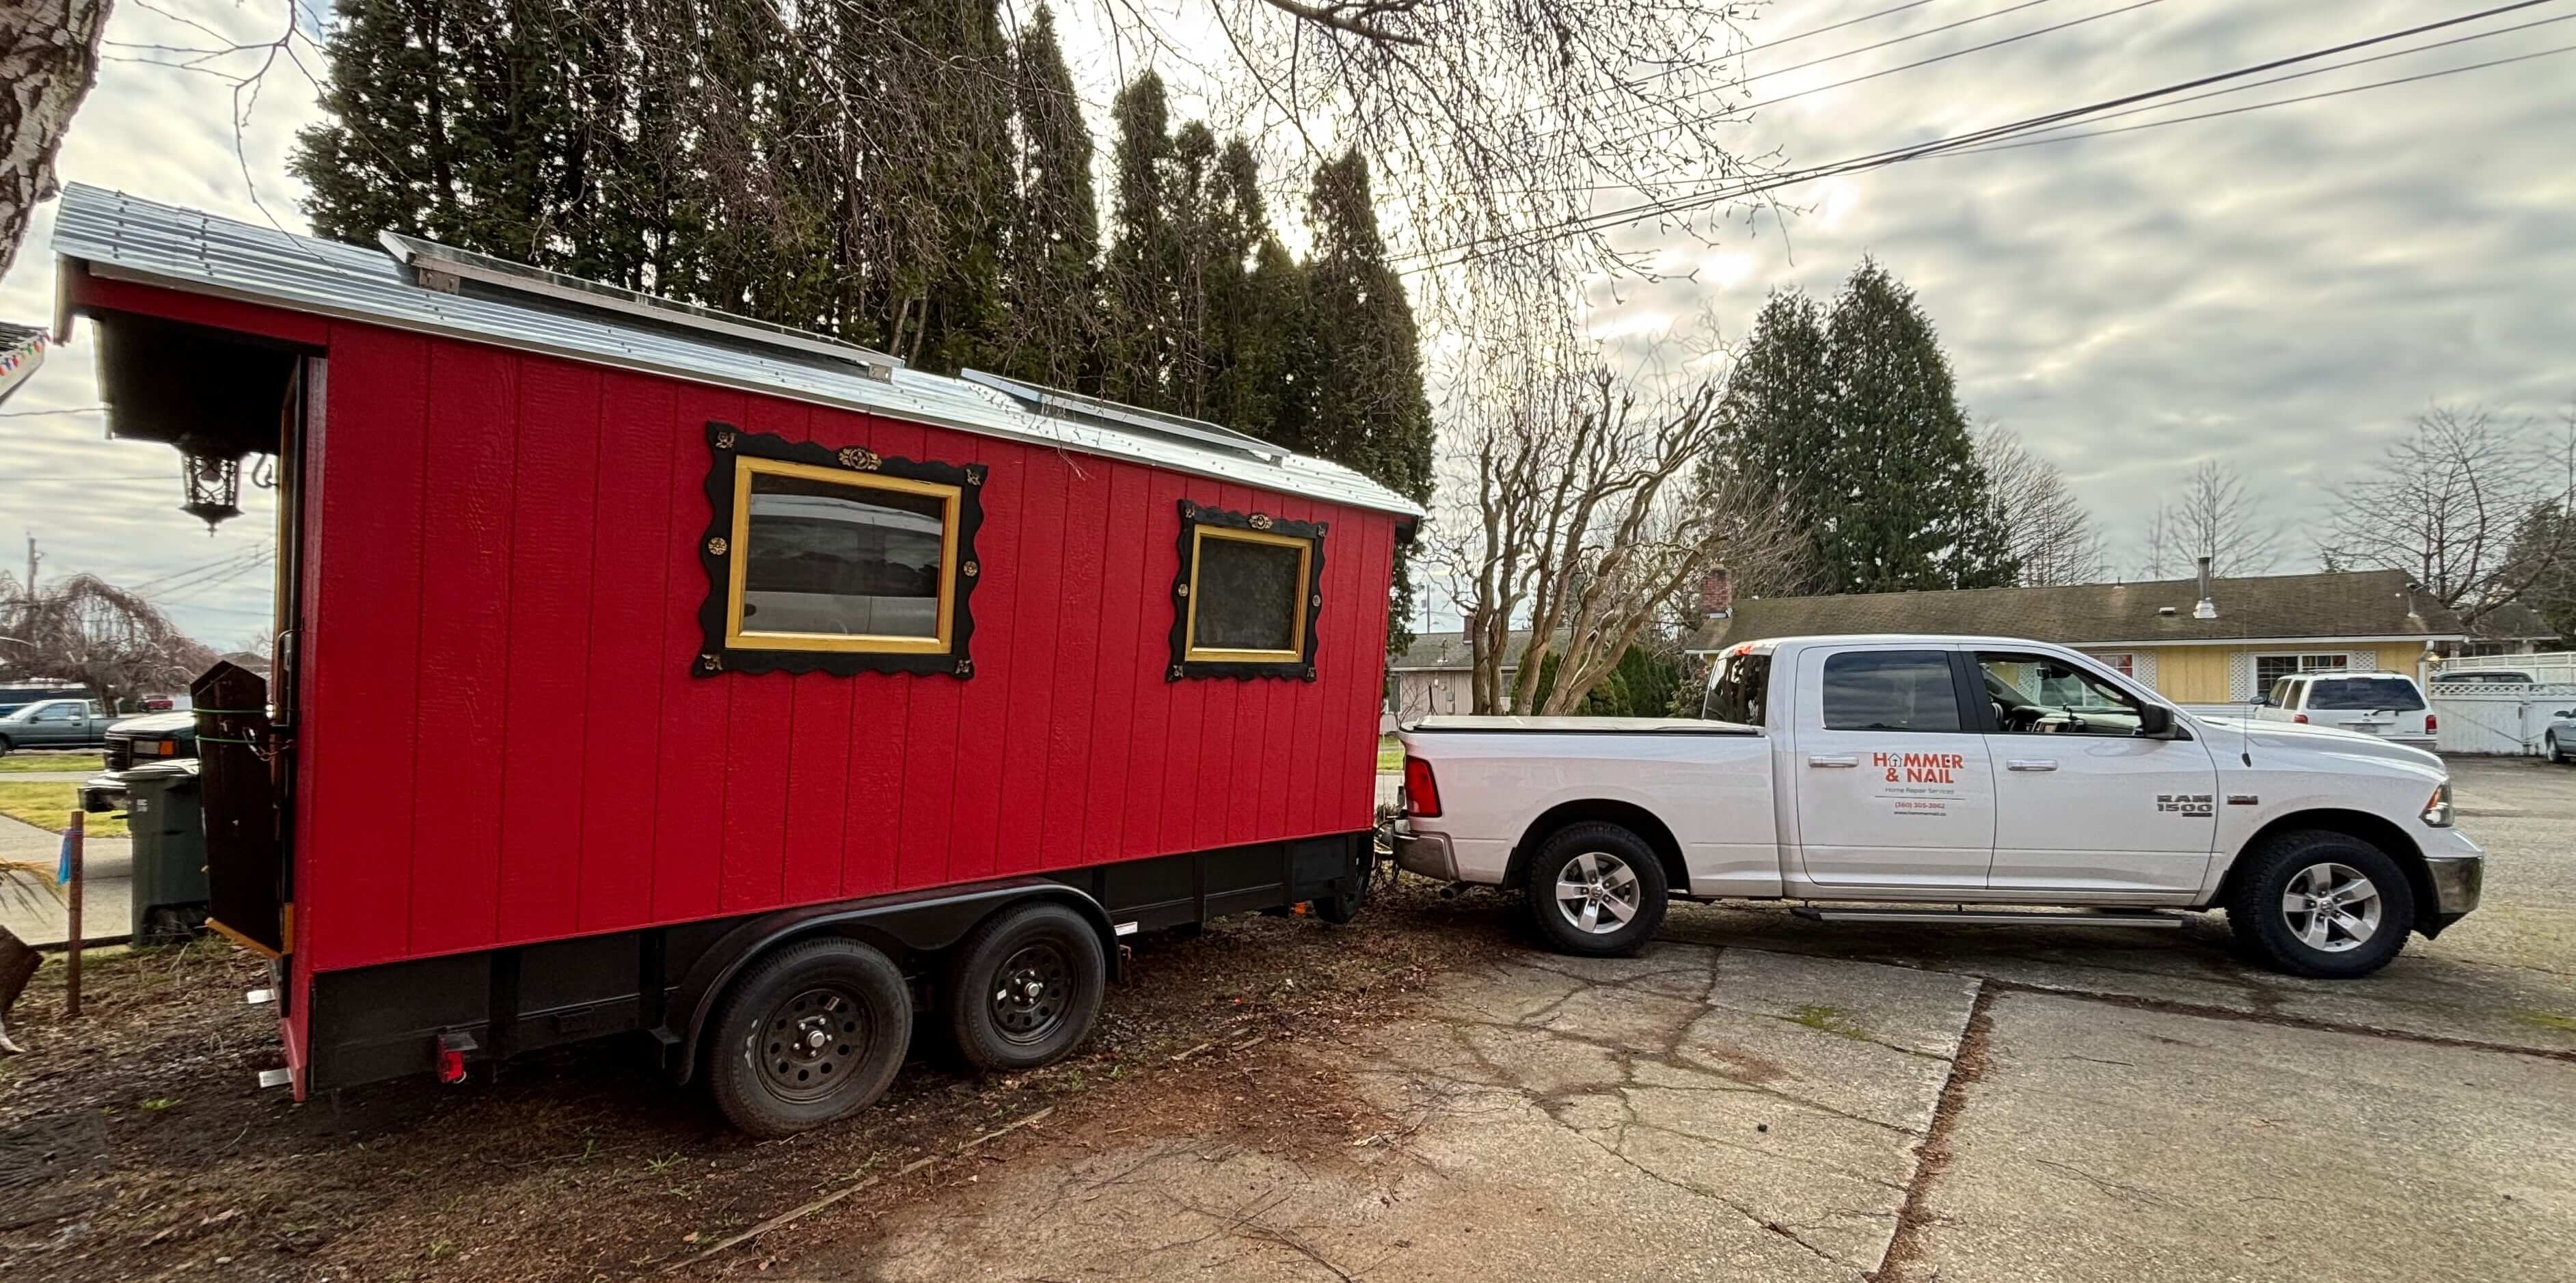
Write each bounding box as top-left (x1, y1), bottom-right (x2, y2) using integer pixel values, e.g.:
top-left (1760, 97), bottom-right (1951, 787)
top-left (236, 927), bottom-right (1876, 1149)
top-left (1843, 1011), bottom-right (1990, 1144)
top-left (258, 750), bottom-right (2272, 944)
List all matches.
top-left (1405, 716), bottom-right (1759, 735)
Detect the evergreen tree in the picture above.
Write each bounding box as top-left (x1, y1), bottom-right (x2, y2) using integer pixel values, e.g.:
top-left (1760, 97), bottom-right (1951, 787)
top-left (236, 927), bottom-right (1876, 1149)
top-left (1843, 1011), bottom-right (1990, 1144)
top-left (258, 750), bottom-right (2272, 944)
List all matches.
top-left (1299, 149), bottom-right (1435, 653)
top-left (1705, 288), bottom-right (1834, 584)
top-left (1001, 5), bottom-right (1100, 390)
top-left (1101, 72), bottom-right (1180, 409)
top-left (292, 0), bottom-right (485, 249)
top-left (1819, 258), bottom-right (2015, 592)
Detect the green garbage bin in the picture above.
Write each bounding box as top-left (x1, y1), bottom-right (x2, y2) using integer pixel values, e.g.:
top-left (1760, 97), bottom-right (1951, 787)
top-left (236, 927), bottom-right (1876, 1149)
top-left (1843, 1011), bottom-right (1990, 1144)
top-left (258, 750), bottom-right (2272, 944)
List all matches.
top-left (124, 759), bottom-right (208, 946)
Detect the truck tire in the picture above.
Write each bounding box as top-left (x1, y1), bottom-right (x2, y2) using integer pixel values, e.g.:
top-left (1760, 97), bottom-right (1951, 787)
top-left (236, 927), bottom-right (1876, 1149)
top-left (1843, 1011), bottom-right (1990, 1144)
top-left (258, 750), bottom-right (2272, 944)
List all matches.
top-left (943, 902), bottom-right (1106, 1072)
top-left (2225, 830), bottom-right (2415, 979)
top-left (707, 937), bottom-right (911, 1138)
top-left (1522, 822), bottom-right (1669, 957)
top-left (0, 737), bottom-right (12, 756)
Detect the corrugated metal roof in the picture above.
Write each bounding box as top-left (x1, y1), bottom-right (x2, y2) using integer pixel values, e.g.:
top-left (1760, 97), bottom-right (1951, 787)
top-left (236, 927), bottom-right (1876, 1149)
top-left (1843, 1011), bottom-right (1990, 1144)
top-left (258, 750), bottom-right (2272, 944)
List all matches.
top-left (49, 183), bottom-right (1423, 518)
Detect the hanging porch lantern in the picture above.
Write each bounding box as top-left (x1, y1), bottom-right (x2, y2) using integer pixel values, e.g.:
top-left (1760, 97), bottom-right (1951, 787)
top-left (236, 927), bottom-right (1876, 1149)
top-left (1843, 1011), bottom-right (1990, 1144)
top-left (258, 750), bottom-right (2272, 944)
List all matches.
top-left (178, 447), bottom-right (244, 534)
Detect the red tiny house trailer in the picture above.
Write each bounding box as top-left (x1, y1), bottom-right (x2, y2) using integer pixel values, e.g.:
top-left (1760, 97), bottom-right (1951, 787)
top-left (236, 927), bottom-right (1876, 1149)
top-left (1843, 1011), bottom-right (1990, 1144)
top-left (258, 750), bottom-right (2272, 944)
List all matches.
top-left (52, 187), bottom-right (1415, 1133)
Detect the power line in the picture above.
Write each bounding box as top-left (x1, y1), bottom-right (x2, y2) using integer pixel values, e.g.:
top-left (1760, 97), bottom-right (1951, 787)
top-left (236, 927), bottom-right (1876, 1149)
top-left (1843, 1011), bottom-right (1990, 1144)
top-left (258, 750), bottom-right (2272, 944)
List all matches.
top-left (1939, 25), bottom-right (2576, 155)
top-left (1495, 6), bottom-right (2575, 198)
top-left (1396, 0), bottom-right (2567, 272)
top-left (1506, 0), bottom-right (2064, 129)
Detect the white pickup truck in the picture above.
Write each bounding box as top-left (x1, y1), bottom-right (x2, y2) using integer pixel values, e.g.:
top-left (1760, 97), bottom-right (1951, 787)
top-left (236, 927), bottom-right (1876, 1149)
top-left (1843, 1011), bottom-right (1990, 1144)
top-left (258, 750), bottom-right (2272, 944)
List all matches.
top-left (1393, 634), bottom-right (2484, 978)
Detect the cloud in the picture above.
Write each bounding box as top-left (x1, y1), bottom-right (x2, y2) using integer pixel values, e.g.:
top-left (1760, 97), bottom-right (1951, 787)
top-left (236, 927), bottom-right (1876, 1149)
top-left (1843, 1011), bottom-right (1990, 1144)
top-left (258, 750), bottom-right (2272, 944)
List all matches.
top-left (0, 2), bottom-right (321, 647)
top-left (3, 0), bottom-right (2569, 657)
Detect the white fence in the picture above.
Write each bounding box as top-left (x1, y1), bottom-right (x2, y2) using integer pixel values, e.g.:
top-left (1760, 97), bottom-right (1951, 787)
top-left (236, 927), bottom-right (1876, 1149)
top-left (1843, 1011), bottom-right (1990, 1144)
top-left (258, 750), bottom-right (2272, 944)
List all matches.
top-left (2428, 685), bottom-right (2576, 755)
top-left (2437, 651), bottom-right (2576, 684)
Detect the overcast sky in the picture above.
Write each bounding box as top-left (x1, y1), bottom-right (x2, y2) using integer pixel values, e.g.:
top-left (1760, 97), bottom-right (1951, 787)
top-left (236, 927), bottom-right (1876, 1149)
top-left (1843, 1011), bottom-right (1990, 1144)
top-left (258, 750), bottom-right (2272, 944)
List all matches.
top-left (1, 0), bottom-right (2570, 644)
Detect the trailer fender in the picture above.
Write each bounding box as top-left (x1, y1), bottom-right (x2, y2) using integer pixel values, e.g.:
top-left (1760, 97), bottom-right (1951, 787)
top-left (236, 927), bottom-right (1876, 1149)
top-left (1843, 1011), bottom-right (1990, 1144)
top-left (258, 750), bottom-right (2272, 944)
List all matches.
top-left (665, 877), bottom-right (1117, 1085)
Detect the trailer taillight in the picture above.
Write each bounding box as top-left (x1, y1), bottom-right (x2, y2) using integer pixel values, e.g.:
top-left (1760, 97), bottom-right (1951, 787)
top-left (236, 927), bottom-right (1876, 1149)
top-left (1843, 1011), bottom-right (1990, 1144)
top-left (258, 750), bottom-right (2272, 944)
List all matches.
top-left (1402, 756), bottom-right (1441, 818)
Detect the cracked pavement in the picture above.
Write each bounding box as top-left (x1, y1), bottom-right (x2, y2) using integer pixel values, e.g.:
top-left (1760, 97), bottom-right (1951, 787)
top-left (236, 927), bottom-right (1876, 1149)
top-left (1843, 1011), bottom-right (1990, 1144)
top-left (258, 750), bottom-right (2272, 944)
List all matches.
top-left (825, 757), bottom-right (2576, 1282)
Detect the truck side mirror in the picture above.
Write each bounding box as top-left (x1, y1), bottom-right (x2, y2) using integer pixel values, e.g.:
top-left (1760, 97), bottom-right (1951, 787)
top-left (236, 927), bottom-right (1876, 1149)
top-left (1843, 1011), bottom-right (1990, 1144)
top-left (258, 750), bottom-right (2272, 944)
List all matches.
top-left (2137, 705), bottom-right (2173, 737)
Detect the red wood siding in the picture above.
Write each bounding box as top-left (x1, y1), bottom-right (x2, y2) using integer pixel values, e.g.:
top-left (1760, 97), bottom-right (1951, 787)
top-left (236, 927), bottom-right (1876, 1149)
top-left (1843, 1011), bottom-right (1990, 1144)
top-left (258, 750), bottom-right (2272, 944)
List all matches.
top-left (294, 323), bottom-right (1397, 971)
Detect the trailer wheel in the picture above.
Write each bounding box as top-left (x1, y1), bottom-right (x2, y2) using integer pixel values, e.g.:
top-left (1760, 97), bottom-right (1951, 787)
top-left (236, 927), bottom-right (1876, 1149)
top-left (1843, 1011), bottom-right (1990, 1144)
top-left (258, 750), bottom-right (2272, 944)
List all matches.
top-left (1522, 822), bottom-right (1668, 957)
top-left (943, 902), bottom-right (1106, 1072)
top-left (707, 938), bottom-right (910, 1138)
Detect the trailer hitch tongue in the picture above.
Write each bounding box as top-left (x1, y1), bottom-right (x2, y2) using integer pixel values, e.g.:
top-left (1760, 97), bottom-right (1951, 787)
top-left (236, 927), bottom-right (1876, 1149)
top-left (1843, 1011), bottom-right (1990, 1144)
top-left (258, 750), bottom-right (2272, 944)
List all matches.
top-left (435, 1030), bottom-right (480, 1085)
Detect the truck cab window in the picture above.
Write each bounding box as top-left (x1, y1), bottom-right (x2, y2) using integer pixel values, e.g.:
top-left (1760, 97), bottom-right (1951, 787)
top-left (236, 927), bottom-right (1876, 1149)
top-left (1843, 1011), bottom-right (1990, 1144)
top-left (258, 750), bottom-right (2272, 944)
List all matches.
top-left (1819, 651), bottom-right (1962, 732)
top-left (1976, 653), bottom-right (2147, 736)
top-left (1703, 650), bottom-right (1771, 725)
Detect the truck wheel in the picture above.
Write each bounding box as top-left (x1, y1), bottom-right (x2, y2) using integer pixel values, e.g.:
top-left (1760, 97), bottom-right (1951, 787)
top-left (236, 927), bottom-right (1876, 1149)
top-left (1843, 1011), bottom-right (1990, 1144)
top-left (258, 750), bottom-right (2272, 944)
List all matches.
top-left (707, 938), bottom-right (910, 1138)
top-left (0, 737), bottom-right (12, 757)
top-left (1523, 822), bottom-right (1668, 957)
top-left (943, 902), bottom-right (1106, 1072)
top-left (2225, 830), bottom-right (2415, 979)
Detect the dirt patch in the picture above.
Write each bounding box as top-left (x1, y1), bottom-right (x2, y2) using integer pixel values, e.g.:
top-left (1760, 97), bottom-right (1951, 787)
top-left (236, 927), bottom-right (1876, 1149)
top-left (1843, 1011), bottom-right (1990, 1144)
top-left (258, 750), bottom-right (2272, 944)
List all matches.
top-left (0, 877), bottom-right (1513, 1282)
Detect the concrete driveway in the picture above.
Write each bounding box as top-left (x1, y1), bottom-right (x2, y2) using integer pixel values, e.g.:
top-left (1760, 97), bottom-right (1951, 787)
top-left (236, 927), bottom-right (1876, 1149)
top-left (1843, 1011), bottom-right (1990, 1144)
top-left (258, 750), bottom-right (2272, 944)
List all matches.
top-left (815, 757), bottom-right (2576, 1282)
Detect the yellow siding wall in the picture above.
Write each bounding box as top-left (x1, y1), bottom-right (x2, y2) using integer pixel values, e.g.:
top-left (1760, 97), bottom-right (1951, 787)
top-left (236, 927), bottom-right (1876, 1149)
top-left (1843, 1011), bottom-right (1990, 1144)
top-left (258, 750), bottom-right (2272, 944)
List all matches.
top-left (2375, 642), bottom-right (2434, 676)
top-left (2149, 647), bottom-right (2232, 702)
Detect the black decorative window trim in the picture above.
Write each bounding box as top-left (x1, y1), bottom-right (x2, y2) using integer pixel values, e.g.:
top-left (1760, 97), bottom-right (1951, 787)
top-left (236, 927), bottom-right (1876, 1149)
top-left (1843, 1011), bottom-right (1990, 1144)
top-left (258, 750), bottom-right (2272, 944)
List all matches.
top-left (1167, 498), bottom-right (1325, 682)
top-left (694, 420), bottom-right (985, 679)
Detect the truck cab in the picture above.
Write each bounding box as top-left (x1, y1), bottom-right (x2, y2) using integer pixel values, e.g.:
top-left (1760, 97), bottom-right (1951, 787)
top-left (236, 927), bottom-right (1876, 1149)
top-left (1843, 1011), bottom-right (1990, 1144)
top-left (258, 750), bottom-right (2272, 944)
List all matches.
top-left (1394, 634), bottom-right (2484, 979)
top-left (0, 697), bottom-right (112, 753)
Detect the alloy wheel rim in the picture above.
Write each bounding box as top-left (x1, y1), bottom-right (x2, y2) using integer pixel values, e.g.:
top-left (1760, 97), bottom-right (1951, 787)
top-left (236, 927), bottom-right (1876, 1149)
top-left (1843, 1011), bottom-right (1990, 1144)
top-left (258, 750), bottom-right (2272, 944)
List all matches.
top-left (761, 986), bottom-right (867, 1101)
top-left (989, 942), bottom-right (1073, 1044)
top-left (2279, 862), bottom-right (2382, 954)
top-left (1555, 851), bottom-right (1642, 935)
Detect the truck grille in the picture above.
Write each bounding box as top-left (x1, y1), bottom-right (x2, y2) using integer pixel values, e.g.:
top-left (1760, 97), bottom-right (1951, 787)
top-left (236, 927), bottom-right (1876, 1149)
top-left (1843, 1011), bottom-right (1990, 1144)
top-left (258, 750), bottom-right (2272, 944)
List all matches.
top-left (106, 738), bottom-right (133, 771)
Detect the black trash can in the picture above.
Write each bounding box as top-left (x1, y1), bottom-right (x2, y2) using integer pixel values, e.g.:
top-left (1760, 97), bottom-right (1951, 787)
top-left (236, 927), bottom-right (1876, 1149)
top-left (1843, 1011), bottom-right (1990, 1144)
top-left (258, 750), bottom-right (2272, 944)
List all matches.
top-left (124, 759), bottom-right (209, 946)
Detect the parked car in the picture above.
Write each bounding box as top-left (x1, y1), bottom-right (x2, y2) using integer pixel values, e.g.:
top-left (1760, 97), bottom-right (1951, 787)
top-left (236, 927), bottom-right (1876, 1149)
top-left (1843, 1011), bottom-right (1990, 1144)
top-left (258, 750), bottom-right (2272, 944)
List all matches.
top-left (1394, 635), bottom-right (2482, 979)
top-left (2255, 671), bottom-right (2435, 748)
top-left (81, 711), bottom-right (200, 812)
top-left (2431, 669), bottom-right (2537, 687)
top-left (2543, 710), bottom-right (2576, 764)
top-left (0, 697), bottom-right (114, 753)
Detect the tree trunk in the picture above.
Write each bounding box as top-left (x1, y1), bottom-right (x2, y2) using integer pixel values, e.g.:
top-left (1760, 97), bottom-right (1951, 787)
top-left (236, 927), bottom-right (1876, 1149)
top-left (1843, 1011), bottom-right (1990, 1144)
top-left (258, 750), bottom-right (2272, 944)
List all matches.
top-left (0, 0), bottom-right (113, 285)
top-left (0, 923), bottom-right (38, 1053)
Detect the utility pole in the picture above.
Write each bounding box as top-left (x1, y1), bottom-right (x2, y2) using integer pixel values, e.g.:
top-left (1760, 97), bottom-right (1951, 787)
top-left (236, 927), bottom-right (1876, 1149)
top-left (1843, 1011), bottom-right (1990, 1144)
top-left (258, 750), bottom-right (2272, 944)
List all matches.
top-left (22, 532), bottom-right (35, 596)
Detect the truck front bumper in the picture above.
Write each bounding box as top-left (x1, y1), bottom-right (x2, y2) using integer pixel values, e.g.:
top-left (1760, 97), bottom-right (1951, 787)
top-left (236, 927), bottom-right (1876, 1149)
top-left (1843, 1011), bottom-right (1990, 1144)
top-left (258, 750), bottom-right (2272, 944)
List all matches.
top-left (2419, 829), bottom-right (2483, 936)
top-left (1392, 827), bottom-right (1457, 882)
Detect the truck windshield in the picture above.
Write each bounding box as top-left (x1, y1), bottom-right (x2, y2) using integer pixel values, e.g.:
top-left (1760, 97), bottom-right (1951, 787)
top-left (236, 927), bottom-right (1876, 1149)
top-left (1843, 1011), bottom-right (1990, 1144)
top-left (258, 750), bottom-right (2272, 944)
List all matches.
top-left (1703, 651), bottom-right (1772, 725)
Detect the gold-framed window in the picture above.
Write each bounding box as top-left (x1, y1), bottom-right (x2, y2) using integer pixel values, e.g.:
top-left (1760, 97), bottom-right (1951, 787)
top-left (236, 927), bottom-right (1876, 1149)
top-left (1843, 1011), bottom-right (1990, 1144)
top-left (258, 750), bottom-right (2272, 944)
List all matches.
top-left (1167, 500), bottom-right (1325, 681)
top-left (694, 420), bottom-right (986, 679)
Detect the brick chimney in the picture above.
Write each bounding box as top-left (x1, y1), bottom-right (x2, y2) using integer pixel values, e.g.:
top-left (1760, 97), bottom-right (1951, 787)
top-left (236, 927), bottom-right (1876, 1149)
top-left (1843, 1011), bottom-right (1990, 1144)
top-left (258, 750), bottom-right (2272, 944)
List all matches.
top-left (1700, 568), bottom-right (1733, 620)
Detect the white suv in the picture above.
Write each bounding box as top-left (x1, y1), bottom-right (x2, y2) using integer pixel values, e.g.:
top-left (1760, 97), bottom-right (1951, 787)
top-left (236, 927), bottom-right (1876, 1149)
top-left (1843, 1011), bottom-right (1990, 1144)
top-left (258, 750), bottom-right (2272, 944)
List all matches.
top-left (2258, 671), bottom-right (2435, 748)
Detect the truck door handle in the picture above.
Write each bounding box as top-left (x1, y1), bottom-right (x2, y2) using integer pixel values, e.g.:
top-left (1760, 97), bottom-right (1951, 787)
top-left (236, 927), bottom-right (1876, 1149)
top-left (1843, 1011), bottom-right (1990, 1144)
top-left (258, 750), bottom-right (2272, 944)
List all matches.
top-left (2006, 759), bottom-right (2059, 772)
top-left (1808, 755), bottom-right (1859, 768)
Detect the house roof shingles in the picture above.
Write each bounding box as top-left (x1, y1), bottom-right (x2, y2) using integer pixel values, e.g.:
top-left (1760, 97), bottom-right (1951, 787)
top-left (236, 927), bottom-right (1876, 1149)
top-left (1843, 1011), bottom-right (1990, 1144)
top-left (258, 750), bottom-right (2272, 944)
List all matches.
top-left (1687, 569), bottom-right (2467, 653)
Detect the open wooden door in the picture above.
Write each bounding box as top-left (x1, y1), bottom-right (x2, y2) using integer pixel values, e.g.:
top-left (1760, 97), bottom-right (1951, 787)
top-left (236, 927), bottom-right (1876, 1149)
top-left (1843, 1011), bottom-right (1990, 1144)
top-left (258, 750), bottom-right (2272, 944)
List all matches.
top-left (194, 661), bottom-right (285, 955)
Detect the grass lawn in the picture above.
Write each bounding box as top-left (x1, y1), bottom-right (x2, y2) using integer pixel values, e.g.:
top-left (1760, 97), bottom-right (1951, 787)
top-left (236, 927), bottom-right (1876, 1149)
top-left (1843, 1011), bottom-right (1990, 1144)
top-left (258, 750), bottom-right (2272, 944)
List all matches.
top-left (1378, 734), bottom-right (1402, 771)
top-left (0, 751), bottom-right (105, 774)
top-left (0, 781), bottom-right (128, 839)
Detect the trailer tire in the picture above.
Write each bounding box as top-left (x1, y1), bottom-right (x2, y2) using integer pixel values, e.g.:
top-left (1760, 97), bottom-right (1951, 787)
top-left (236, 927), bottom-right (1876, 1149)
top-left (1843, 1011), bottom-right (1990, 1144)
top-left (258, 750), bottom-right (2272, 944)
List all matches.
top-left (944, 902), bottom-right (1106, 1073)
top-left (707, 937), bottom-right (910, 1138)
top-left (2225, 830), bottom-right (2414, 979)
top-left (1522, 822), bottom-right (1668, 957)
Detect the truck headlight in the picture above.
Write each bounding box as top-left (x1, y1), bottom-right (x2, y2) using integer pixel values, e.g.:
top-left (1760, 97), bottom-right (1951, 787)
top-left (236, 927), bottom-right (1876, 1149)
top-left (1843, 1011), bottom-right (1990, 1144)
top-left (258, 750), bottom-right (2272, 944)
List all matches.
top-left (2422, 781), bottom-right (2453, 828)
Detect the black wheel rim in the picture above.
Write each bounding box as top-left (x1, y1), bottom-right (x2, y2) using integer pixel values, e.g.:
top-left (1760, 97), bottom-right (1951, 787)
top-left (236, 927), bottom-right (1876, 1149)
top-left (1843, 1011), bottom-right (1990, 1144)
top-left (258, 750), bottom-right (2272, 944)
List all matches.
top-left (987, 941), bottom-right (1074, 1045)
top-left (759, 985), bottom-right (871, 1103)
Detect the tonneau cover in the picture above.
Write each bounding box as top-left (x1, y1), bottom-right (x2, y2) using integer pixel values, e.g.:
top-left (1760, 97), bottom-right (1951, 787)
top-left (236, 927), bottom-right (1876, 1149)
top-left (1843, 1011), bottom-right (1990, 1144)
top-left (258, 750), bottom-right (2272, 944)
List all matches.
top-left (1404, 716), bottom-right (1759, 735)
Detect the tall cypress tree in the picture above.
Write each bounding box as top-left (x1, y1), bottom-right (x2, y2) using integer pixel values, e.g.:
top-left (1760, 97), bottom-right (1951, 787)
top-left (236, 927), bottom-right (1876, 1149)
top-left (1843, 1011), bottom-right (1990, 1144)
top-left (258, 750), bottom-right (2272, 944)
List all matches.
top-left (1817, 258), bottom-right (2015, 591)
top-left (292, 0), bottom-right (487, 248)
top-left (1001, 5), bottom-right (1098, 390)
top-left (1299, 149), bottom-right (1435, 653)
top-left (1705, 288), bottom-right (1834, 583)
top-left (1101, 72), bottom-right (1180, 408)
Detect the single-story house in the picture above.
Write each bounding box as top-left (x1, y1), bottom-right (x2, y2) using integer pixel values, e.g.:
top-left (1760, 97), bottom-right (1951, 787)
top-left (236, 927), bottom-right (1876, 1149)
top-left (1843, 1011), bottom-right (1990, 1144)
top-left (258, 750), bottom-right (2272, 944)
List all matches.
top-left (1387, 629), bottom-right (1536, 722)
top-left (1685, 565), bottom-right (2503, 705)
